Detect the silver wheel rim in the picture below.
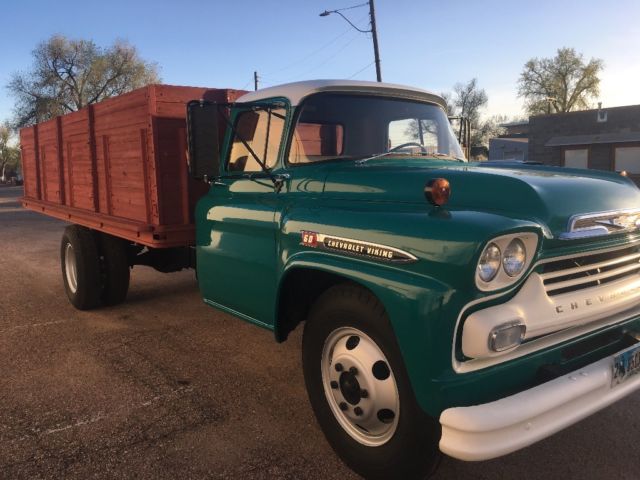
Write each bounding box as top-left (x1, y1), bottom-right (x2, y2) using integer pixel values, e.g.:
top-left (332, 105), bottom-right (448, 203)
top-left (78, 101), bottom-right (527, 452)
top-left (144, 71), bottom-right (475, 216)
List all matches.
top-left (64, 242), bottom-right (78, 294)
top-left (321, 327), bottom-right (400, 446)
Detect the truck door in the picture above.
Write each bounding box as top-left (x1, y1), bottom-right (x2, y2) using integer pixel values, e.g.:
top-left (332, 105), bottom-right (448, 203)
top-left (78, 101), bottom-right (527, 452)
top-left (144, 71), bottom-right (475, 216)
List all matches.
top-left (196, 105), bottom-right (286, 327)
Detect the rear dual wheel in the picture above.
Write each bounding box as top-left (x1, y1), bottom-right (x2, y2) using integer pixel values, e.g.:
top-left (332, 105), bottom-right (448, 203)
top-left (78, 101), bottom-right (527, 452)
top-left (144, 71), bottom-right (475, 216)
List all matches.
top-left (302, 284), bottom-right (441, 480)
top-left (61, 226), bottom-right (130, 310)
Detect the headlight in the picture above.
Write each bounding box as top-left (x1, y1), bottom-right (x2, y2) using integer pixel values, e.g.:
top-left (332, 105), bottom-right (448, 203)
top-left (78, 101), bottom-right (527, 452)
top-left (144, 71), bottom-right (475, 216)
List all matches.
top-left (503, 239), bottom-right (526, 277)
top-left (475, 232), bottom-right (539, 291)
top-left (477, 243), bottom-right (501, 282)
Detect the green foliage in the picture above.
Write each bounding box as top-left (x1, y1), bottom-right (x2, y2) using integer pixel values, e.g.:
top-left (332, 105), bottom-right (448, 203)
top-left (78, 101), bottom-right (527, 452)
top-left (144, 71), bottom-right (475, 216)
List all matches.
top-left (0, 124), bottom-right (20, 179)
top-left (518, 47), bottom-right (603, 115)
top-left (8, 35), bottom-right (160, 127)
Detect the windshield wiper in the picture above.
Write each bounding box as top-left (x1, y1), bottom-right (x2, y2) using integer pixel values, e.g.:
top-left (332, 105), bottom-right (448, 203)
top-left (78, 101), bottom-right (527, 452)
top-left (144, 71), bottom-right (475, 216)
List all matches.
top-left (355, 151), bottom-right (465, 165)
top-left (429, 152), bottom-right (466, 162)
top-left (354, 152), bottom-right (397, 164)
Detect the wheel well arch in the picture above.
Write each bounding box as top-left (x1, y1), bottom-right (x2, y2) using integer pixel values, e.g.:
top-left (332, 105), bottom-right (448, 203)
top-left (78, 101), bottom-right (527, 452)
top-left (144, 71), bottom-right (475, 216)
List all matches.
top-left (274, 266), bottom-right (378, 342)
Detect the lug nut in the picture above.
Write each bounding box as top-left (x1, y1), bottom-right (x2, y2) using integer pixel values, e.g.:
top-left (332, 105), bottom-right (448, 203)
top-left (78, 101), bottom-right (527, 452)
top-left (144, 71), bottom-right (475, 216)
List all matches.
top-left (354, 407), bottom-right (363, 416)
top-left (335, 363), bottom-right (344, 372)
top-left (330, 381), bottom-right (339, 389)
top-left (339, 402), bottom-right (348, 411)
top-left (349, 366), bottom-right (358, 375)
top-left (360, 389), bottom-right (368, 398)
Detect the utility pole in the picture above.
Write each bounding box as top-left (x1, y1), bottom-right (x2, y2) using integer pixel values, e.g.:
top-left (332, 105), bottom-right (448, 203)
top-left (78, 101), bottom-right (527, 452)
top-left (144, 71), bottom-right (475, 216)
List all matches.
top-left (320, 1), bottom-right (382, 82)
top-left (254, 71), bottom-right (259, 91)
top-left (368, 0), bottom-right (382, 82)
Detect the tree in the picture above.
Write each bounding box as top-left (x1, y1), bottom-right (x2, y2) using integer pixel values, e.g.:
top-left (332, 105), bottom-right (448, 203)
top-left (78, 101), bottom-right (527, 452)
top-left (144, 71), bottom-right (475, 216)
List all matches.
top-left (446, 78), bottom-right (490, 146)
top-left (518, 47), bottom-right (603, 115)
top-left (0, 124), bottom-right (20, 180)
top-left (451, 79), bottom-right (488, 138)
top-left (474, 114), bottom-right (507, 147)
top-left (8, 35), bottom-right (160, 127)
top-left (406, 79), bottom-right (491, 147)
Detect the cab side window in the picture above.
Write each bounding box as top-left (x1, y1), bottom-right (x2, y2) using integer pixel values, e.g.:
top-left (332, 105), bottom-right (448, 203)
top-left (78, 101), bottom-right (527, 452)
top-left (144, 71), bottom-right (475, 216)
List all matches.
top-left (228, 107), bottom-right (286, 172)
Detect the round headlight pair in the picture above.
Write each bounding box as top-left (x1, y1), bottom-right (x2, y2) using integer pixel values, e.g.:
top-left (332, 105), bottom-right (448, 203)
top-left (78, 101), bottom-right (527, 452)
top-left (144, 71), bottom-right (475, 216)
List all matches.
top-left (477, 238), bottom-right (526, 283)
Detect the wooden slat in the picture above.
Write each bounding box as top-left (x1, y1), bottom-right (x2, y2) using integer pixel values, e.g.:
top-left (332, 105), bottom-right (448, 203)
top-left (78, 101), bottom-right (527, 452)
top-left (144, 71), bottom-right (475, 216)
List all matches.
top-left (56, 117), bottom-right (66, 205)
top-left (33, 124), bottom-right (42, 200)
top-left (102, 135), bottom-right (113, 215)
top-left (88, 105), bottom-right (100, 212)
top-left (140, 128), bottom-right (153, 224)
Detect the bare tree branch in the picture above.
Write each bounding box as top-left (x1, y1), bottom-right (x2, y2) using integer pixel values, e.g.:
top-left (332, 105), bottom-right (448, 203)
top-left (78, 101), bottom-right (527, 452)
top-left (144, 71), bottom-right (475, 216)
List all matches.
top-left (7, 35), bottom-right (160, 127)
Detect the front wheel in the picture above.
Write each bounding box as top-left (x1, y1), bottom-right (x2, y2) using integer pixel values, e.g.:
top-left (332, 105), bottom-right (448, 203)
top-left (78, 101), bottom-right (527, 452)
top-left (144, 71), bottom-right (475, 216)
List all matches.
top-left (302, 284), bottom-right (441, 480)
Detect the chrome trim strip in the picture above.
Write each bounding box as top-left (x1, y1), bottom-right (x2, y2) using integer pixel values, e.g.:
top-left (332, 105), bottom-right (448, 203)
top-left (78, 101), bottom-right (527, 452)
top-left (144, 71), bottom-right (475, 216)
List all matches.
top-left (452, 239), bottom-right (640, 373)
top-left (544, 262), bottom-right (640, 293)
top-left (539, 251), bottom-right (640, 281)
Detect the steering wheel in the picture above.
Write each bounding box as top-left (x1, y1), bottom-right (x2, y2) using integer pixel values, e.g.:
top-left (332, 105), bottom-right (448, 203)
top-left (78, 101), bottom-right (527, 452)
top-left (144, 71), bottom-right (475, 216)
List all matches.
top-left (388, 142), bottom-right (427, 153)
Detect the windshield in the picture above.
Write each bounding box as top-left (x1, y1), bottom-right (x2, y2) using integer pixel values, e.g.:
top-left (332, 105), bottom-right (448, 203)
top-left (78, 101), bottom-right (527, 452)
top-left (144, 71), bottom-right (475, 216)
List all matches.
top-left (288, 93), bottom-right (465, 164)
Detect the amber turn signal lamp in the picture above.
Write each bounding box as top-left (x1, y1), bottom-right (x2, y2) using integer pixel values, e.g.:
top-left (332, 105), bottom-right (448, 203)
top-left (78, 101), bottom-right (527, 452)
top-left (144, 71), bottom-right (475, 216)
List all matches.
top-left (425, 178), bottom-right (450, 206)
top-left (620, 170), bottom-right (628, 177)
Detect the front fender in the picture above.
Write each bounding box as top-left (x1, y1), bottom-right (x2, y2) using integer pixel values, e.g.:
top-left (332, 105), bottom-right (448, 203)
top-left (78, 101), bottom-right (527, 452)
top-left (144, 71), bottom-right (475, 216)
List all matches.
top-left (279, 251), bottom-right (451, 415)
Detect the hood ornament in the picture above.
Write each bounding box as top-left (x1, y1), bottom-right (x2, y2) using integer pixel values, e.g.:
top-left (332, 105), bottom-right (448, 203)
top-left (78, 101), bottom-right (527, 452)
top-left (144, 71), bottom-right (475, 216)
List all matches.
top-left (560, 209), bottom-right (640, 240)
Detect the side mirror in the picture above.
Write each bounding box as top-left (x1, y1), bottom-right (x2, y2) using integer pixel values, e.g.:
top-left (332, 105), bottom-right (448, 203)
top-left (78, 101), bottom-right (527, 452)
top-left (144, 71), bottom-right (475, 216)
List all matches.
top-left (187, 100), bottom-right (221, 180)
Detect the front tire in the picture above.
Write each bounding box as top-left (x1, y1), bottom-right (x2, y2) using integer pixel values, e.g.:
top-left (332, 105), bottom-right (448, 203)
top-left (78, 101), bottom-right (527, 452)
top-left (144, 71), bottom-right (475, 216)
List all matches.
top-left (302, 284), bottom-right (441, 480)
top-left (60, 225), bottom-right (102, 310)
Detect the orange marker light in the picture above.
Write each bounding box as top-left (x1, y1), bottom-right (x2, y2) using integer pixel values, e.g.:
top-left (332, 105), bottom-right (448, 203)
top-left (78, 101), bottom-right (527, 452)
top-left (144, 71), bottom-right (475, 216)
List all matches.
top-left (425, 178), bottom-right (451, 206)
top-left (621, 170), bottom-right (628, 177)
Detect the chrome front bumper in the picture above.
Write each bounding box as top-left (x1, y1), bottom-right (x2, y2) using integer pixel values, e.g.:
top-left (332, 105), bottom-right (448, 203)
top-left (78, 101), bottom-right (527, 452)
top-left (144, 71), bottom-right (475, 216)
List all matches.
top-left (439, 345), bottom-right (640, 461)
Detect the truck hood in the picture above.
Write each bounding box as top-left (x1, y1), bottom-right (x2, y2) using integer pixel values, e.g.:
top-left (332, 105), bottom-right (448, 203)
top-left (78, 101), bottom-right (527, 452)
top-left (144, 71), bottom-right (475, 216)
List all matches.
top-left (322, 160), bottom-right (640, 238)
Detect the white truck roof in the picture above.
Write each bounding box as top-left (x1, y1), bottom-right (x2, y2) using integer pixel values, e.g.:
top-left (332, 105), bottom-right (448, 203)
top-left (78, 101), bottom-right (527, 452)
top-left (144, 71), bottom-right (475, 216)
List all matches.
top-left (235, 79), bottom-right (446, 108)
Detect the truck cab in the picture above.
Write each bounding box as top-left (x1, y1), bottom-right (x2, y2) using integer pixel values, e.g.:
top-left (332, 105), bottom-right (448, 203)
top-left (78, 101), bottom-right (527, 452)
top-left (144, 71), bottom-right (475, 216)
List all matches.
top-left (187, 80), bottom-right (640, 479)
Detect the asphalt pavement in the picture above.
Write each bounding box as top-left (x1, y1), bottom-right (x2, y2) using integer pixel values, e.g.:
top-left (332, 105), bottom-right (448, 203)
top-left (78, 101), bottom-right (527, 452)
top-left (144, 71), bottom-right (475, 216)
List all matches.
top-left (0, 185), bottom-right (638, 479)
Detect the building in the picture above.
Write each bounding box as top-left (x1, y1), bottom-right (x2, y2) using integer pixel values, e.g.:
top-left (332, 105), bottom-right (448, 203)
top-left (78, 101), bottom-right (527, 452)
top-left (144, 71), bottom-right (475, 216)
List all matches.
top-left (489, 120), bottom-right (529, 161)
top-left (528, 104), bottom-right (640, 180)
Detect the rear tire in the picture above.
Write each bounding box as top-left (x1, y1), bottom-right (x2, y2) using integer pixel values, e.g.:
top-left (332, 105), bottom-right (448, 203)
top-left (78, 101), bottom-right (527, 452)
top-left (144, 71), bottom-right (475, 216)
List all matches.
top-left (60, 225), bottom-right (102, 310)
top-left (302, 283), bottom-right (441, 480)
top-left (98, 233), bottom-right (131, 306)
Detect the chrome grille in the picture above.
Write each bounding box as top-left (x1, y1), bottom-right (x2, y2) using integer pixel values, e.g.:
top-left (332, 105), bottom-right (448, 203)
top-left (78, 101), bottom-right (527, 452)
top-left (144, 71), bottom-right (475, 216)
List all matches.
top-left (540, 246), bottom-right (640, 296)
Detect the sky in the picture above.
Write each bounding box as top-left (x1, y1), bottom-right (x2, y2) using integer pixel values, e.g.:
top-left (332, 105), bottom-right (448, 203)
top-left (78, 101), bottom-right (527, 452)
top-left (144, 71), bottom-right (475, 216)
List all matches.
top-left (1, 0), bottom-right (640, 125)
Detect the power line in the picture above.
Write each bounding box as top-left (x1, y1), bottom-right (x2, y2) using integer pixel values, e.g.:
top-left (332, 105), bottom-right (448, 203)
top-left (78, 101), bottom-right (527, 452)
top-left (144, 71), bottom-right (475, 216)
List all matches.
top-left (261, 13), bottom-right (369, 78)
top-left (286, 32), bottom-right (362, 81)
top-left (348, 61), bottom-right (374, 79)
top-left (262, 27), bottom-right (351, 76)
top-left (333, 2), bottom-right (369, 11)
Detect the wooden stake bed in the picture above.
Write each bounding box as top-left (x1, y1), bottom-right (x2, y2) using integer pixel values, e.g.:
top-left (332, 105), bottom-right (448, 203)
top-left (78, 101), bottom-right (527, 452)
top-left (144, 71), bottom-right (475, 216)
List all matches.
top-left (20, 84), bottom-right (246, 248)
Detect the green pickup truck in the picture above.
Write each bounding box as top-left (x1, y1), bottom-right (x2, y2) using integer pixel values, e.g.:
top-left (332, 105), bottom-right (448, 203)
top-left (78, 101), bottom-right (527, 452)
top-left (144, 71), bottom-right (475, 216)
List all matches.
top-left (26, 80), bottom-right (640, 479)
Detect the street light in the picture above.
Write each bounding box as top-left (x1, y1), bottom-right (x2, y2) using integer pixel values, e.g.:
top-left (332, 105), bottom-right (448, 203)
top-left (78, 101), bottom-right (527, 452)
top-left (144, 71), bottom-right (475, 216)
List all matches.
top-left (319, 0), bottom-right (382, 82)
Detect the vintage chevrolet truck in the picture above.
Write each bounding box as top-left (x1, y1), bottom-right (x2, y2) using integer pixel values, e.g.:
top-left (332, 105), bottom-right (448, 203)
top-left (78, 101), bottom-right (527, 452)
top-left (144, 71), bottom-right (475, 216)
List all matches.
top-left (22, 80), bottom-right (640, 479)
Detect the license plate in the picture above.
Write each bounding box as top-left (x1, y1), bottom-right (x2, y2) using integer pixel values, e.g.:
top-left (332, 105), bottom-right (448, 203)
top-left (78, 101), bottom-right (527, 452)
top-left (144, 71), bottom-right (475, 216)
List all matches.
top-left (612, 343), bottom-right (640, 387)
